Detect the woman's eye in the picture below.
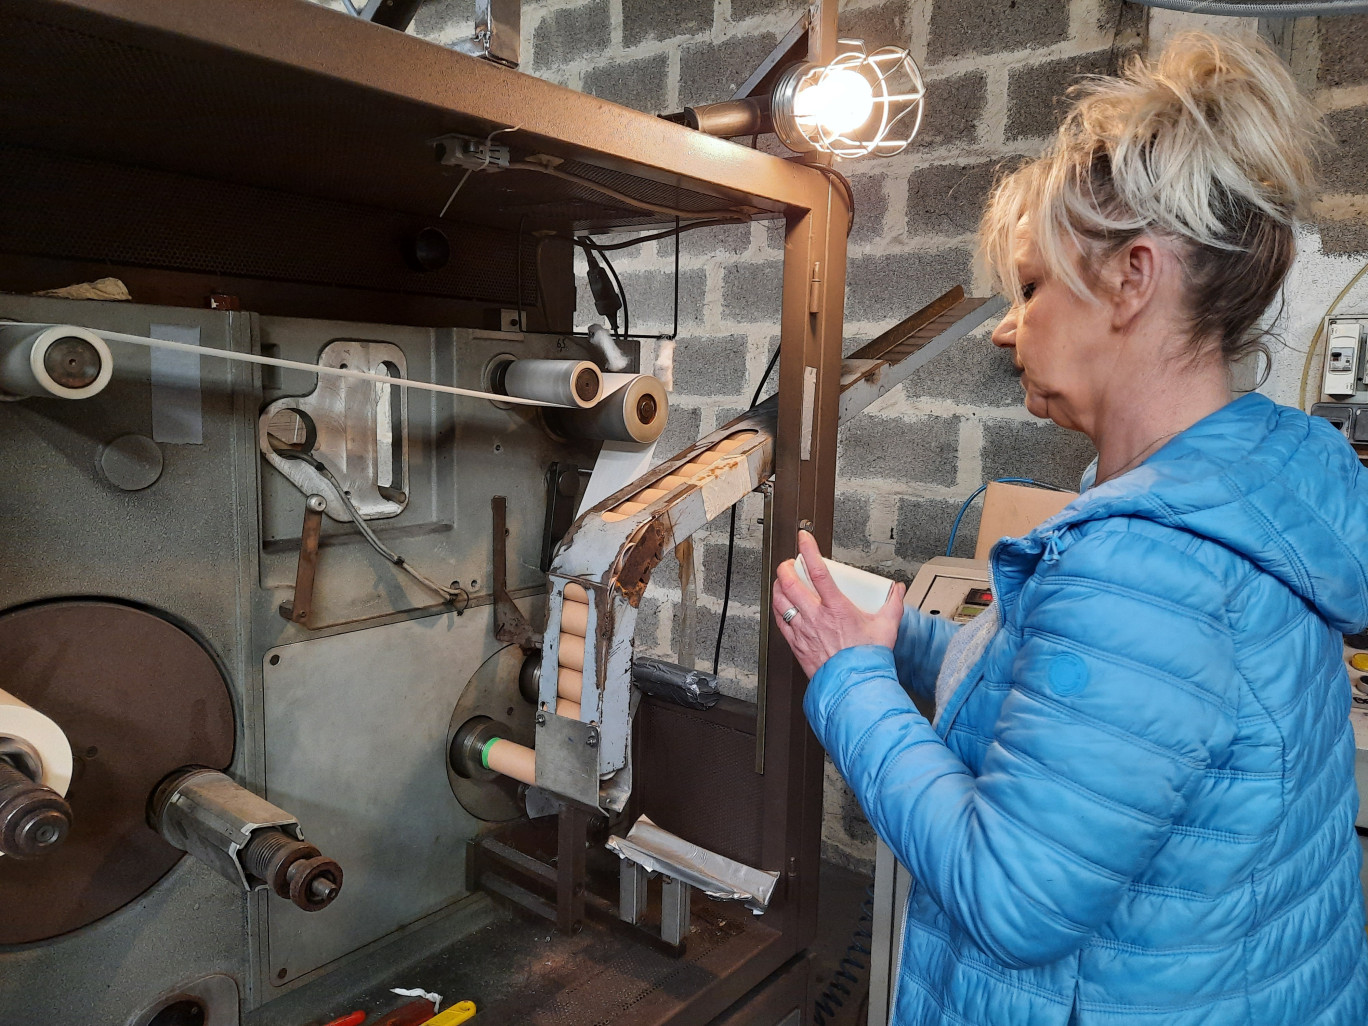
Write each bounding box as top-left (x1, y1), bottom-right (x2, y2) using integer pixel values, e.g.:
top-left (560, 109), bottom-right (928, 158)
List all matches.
top-left (1021, 282), bottom-right (1036, 301)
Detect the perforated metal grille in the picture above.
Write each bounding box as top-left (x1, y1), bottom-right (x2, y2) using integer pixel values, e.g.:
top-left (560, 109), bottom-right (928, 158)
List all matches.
top-left (635, 701), bottom-right (766, 868)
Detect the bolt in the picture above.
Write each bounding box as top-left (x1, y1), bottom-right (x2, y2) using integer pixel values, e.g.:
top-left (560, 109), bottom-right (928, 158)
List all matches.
top-left (536, 712), bottom-right (547, 726)
top-left (586, 732), bottom-right (598, 748)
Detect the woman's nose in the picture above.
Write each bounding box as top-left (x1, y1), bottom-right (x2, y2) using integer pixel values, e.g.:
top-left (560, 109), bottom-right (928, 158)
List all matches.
top-left (991, 307), bottom-right (1018, 348)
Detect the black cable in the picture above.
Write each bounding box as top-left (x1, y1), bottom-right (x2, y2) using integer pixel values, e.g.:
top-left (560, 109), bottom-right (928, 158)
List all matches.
top-left (713, 343), bottom-right (783, 674)
top-left (813, 884), bottom-right (875, 1025)
top-left (802, 162), bottom-right (856, 237)
top-left (575, 217), bottom-right (747, 252)
top-left (595, 245), bottom-right (629, 345)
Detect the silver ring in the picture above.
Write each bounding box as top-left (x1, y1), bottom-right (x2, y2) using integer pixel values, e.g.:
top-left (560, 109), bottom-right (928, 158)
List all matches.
top-left (781, 606), bottom-right (799, 624)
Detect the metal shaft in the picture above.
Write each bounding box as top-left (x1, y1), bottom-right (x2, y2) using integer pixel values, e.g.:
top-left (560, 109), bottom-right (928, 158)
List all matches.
top-left (0, 759), bottom-right (72, 859)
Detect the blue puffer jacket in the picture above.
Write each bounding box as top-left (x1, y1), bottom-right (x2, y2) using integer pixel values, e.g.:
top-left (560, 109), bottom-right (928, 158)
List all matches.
top-left (807, 394), bottom-right (1368, 1025)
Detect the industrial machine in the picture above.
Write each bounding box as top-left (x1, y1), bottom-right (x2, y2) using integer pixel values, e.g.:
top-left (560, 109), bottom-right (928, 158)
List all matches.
top-left (0, 2), bottom-right (1002, 1023)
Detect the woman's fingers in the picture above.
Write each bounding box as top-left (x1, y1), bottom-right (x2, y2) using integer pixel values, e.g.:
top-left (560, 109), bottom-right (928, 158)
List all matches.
top-left (795, 530), bottom-right (848, 608)
top-left (775, 558), bottom-right (821, 617)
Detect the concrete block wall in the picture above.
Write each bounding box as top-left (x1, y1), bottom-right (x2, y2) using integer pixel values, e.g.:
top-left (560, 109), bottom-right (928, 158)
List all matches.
top-left (308, 0), bottom-right (1368, 871)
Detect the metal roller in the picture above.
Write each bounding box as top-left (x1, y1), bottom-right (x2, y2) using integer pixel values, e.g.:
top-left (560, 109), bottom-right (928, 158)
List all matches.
top-left (0, 323), bottom-right (112, 400)
top-left (149, 768), bottom-right (342, 912)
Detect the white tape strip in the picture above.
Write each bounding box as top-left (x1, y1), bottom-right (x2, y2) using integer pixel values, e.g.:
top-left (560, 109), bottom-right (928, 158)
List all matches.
top-left (5, 323), bottom-right (576, 408)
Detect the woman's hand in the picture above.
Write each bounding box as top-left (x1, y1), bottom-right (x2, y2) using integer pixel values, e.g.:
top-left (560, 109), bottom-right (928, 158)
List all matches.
top-left (771, 530), bottom-right (906, 678)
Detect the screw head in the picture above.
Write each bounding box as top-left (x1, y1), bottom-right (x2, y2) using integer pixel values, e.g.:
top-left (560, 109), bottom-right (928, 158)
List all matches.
top-left (535, 712), bottom-right (547, 726)
top-left (586, 732), bottom-right (598, 748)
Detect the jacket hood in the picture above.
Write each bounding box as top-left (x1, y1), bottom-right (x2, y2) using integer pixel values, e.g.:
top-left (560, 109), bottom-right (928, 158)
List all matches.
top-left (998, 393), bottom-right (1368, 634)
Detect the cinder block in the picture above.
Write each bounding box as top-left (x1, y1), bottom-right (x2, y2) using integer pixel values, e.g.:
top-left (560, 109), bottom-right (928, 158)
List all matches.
top-left (844, 248), bottom-right (974, 324)
top-left (895, 495), bottom-right (980, 562)
top-left (917, 71), bottom-right (986, 149)
top-left (1322, 107), bottom-right (1368, 195)
top-left (834, 491), bottom-right (872, 551)
top-left (903, 328), bottom-right (1024, 408)
top-left (672, 335), bottom-right (751, 397)
top-left (838, 0), bottom-right (911, 51)
top-left (618, 266), bottom-right (707, 333)
top-left (906, 158), bottom-right (1023, 239)
top-left (702, 541), bottom-right (765, 605)
top-left (1006, 49), bottom-right (1112, 141)
top-left (1319, 17), bottom-right (1368, 89)
top-left (656, 404), bottom-right (702, 460)
top-left (850, 172), bottom-right (890, 245)
top-left (411, 0), bottom-right (465, 38)
top-left (656, 221), bottom-right (753, 260)
top-left (583, 52), bottom-right (669, 113)
top-left (722, 260), bottom-right (784, 323)
top-left (624, 0), bottom-right (714, 48)
top-left (679, 33), bottom-right (781, 108)
top-left (691, 603), bottom-right (762, 672)
top-left (980, 418), bottom-right (1096, 490)
top-left (732, 0), bottom-right (807, 19)
top-left (1319, 219), bottom-right (1368, 257)
top-left (764, 217), bottom-right (786, 254)
top-left (838, 413), bottom-right (961, 485)
top-left (635, 595), bottom-right (663, 649)
top-left (928, 0), bottom-right (1067, 63)
top-left (531, 0), bottom-right (611, 69)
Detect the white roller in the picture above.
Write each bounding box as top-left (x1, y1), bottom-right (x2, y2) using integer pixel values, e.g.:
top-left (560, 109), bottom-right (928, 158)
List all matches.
top-left (0, 688), bottom-right (73, 797)
top-left (0, 323), bottom-right (112, 400)
top-left (503, 359), bottom-right (602, 408)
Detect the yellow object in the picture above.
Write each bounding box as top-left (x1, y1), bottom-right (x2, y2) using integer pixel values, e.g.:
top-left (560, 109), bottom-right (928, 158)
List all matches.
top-left (427, 1001), bottom-right (477, 1025)
top-left (1350, 653), bottom-right (1368, 672)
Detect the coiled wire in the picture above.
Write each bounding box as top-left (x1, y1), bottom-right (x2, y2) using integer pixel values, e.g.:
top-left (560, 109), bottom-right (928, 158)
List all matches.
top-left (814, 884), bottom-right (875, 1026)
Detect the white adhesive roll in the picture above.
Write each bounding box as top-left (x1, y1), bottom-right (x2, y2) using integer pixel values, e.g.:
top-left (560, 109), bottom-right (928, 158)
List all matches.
top-left (504, 359), bottom-right (603, 408)
top-left (0, 688), bottom-right (73, 796)
top-left (586, 373), bottom-right (669, 444)
top-left (793, 554), bottom-right (895, 616)
top-left (0, 324), bottom-right (113, 400)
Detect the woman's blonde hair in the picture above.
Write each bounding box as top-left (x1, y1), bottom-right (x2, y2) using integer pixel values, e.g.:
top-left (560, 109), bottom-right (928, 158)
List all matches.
top-left (980, 31), bottom-right (1324, 363)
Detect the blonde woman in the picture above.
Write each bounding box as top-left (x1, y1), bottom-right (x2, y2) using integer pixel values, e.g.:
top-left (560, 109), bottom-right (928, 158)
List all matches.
top-left (773, 33), bottom-right (1368, 1025)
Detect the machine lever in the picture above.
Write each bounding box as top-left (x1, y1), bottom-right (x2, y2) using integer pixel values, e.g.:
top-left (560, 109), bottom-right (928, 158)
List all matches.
top-left (492, 495), bottom-right (541, 650)
top-left (279, 494), bottom-right (327, 626)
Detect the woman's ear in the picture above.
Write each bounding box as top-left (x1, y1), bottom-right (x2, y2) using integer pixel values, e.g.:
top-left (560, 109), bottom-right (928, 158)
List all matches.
top-left (1108, 236), bottom-right (1163, 332)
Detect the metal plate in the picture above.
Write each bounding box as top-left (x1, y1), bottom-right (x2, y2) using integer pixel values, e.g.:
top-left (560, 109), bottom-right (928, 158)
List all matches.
top-left (0, 601), bottom-right (235, 944)
top-left (262, 605), bottom-right (527, 986)
top-left (446, 644), bottom-right (538, 822)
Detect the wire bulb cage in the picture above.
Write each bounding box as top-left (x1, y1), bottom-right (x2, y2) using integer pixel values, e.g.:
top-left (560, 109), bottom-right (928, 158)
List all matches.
top-left (772, 42), bottom-right (925, 159)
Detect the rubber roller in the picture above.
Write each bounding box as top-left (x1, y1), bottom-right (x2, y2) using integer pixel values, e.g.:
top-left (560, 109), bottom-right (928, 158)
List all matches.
top-left (0, 323), bottom-right (113, 400)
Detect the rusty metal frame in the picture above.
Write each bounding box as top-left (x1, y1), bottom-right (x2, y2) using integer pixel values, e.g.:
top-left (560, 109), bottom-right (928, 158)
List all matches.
top-left (16, 0), bottom-right (847, 1019)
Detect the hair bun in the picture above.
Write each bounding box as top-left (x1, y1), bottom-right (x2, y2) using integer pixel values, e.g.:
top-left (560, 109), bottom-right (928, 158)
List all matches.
top-left (1066, 31), bottom-right (1322, 245)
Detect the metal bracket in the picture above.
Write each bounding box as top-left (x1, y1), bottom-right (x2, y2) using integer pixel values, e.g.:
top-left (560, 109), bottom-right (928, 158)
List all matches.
top-left (493, 496), bottom-right (541, 650)
top-left (278, 494), bottom-right (327, 626)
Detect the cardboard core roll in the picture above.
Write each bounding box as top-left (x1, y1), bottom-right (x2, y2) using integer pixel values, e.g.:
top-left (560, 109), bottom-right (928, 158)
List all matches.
top-left (556, 699), bottom-right (581, 721)
top-left (483, 738), bottom-right (536, 786)
top-left (602, 431), bottom-right (760, 522)
top-left (564, 582), bottom-right (589, 604)
top-left (558, 633), bottom-right (585, 672)
top-left (561, 599), bottom-right (589, 637)
top-left (557, 667), bottom-right (584, 703)
top-left (0, 688), bottom-right (74, 796)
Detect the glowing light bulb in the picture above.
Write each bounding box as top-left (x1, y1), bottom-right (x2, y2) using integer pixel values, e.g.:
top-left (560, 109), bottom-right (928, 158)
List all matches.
top-left (793, 68), bottom-right (875, 136)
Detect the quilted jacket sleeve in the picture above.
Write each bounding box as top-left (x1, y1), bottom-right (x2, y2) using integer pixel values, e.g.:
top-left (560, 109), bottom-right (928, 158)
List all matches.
top-left (892, 607), bottom-right (959, 701)
top-left (805, 525), bottom-right (1240, 969)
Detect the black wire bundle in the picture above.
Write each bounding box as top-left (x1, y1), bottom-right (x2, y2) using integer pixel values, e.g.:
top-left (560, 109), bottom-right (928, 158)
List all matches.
top-left (813, 884), bottom-right (876, 1026)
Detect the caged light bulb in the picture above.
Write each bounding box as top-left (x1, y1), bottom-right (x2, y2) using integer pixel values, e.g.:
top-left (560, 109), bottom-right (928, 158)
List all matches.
top-left (793, 68), bottom-right (875, 136)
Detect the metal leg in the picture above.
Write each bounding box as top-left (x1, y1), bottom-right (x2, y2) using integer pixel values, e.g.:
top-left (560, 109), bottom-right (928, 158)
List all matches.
top-left (556, 805), bottom-right (588, 934)
top-left (661, 875), bottom-right (691, 946)
top-left (619, 861), bottom-right (649, 925)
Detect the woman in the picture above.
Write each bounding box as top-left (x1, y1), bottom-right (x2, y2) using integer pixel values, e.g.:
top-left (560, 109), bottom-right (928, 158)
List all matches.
top-left (773, 33), bottom-right (1368, 1026)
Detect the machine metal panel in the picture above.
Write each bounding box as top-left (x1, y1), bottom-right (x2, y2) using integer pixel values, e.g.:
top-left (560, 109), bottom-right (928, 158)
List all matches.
top-left (261, 603), bottom-right (528, 986)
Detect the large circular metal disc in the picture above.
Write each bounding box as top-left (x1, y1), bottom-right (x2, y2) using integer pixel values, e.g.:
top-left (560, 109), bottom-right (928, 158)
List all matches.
top-left (0, 601), bottom-right (235, 943)
top-left (446, 645), bottom-right (537, 822)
